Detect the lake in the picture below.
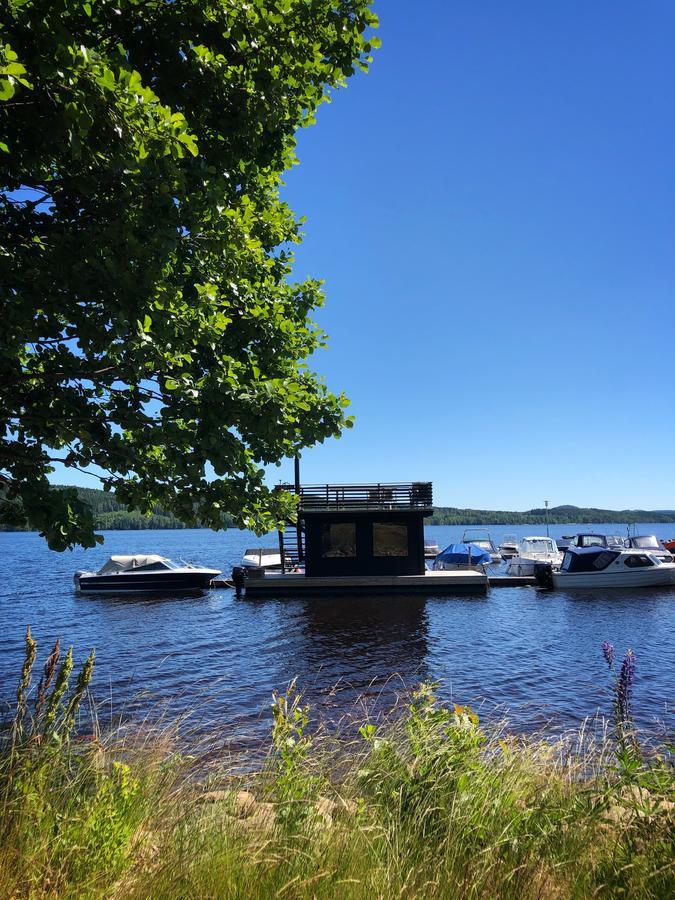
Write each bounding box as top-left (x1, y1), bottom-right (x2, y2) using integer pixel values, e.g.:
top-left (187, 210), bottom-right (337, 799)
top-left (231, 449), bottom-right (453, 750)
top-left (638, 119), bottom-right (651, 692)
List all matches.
top-left (1, 525), bottom-right (673, 742)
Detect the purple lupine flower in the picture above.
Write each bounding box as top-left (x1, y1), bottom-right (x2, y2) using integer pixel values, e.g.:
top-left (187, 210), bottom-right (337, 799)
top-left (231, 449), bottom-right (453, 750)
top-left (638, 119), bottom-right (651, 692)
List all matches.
top-left (601, 641), bottom-right (614, 669)
top-left (616, 649), bottom-right (636, 723)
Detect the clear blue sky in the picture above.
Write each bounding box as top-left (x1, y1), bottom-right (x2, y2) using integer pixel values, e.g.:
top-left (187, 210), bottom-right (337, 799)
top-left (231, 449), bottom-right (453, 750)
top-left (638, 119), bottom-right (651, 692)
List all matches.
top-left (274, 0), bottom-right (675, 509)
top-left (52, 1), bottom-right (675, 510)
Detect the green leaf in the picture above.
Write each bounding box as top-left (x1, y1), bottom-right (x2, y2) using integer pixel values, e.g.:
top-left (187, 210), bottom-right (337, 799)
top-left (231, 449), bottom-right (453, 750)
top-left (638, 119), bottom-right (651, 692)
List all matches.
top-left (0, 0), bottom-right (378, 548)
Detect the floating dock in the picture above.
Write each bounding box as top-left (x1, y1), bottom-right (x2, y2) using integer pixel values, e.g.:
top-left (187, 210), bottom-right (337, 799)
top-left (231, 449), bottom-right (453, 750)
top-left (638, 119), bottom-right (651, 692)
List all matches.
top-left (212, 571), bottom-right (535, 593)
top-left (233, 569), bottom-right (488, 596)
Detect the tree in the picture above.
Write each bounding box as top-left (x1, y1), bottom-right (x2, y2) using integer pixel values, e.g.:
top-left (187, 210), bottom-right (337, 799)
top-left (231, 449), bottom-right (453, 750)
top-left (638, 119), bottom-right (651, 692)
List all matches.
top-left (0, 0), bottom-right (379, 549)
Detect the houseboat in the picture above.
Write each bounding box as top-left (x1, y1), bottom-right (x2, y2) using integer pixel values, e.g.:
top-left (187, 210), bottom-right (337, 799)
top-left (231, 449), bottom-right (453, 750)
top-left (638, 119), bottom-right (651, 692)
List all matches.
top-left (232, 482), bottom-right (487, 596)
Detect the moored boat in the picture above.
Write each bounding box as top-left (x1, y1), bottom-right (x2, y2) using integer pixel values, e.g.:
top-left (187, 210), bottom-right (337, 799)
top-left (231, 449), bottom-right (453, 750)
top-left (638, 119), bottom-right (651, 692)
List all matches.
top-left (626, 534), bottom-right (673, 563)
top-left (505, 536), bottom-right (562, 576)
top-left (433, 542), bottom-right (492, 571)
top-left (75, 555), bottom-right (221, 593)
top-left (424, 537), bottom-right (440, 558)
top-left (498, 534), bottom-right (519, 559)
top-left (460, 529), bottom-right (502, 563)
top-left (535, 546), bottom-right (675, 590)
top-left (242, 547), bottom-right (283, 569)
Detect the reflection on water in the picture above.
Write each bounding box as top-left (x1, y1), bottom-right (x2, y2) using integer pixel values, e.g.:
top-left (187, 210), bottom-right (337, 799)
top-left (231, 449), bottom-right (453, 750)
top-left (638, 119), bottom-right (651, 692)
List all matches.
top-left (0, 527), bottom-right (673, 739)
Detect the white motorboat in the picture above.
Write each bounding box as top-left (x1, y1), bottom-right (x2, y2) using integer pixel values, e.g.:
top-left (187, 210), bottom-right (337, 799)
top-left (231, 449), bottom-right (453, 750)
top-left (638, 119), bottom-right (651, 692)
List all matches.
top-left (498, 534), bottom-right (519, 559)
top-left (505, 536), bottom-right (562, 576)
top-left (566, 532), bottom-right (673, 563)
top-left (535, 546), bottom-right (675, 590)
top-left (75, 555), bottom-right (221, 593)
top-left (424, 537), bottom-right (440, 558)
top-left (242, 547), bottom-right (283, 569)
top-left (460, 529), bottom-right (502, 563)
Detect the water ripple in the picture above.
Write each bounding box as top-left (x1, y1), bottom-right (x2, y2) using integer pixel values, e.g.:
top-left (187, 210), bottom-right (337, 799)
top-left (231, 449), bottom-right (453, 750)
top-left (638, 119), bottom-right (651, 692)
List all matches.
top-left (0, 527), bottom-right (673, 736)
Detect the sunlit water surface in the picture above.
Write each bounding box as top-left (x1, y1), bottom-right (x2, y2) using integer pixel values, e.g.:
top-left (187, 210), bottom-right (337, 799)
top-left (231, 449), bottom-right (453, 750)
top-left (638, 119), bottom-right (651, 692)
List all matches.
top-left (1, 526), bottom-right (673, 741)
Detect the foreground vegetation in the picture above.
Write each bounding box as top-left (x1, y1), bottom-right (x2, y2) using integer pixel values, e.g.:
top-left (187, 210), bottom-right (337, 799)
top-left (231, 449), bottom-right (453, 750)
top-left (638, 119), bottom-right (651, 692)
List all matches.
top-left (1, 631), bottom-right (673, 899)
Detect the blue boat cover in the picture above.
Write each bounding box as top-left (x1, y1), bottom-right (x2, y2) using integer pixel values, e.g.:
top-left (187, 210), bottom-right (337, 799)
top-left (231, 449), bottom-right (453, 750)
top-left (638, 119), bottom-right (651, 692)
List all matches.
top-left (436, 543), bottom-right (492, 566)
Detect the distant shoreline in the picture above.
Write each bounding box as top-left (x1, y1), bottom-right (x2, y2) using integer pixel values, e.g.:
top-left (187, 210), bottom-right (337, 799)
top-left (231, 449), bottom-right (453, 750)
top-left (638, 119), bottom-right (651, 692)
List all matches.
top-left (2, 514), bottom-right (675, 535)
top-left (2, 485), bottom-right (674, 532)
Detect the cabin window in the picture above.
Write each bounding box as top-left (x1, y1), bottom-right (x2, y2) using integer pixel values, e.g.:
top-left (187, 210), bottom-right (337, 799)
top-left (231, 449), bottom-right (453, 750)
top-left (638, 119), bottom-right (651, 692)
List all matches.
top-left (321, 522), bottom-right (356, 558)
top-left (624, 554), bottom-right (654, 568)
top-left (373, 522), bottom-right (409, 557)
top-left (592, 551), bottom-right (617, 570)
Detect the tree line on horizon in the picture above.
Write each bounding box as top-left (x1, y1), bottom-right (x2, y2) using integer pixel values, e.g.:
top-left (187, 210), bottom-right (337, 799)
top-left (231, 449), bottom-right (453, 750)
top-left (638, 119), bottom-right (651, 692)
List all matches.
top-left (428, 504), bottom-right (675, 526)
top-left (1, 487), bottom-right (673, 533)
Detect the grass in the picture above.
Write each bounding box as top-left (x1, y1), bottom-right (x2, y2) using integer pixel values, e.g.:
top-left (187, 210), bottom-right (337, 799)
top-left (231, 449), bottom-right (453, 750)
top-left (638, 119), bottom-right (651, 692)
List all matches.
top-left (0, 631), bottom-right (673, 899)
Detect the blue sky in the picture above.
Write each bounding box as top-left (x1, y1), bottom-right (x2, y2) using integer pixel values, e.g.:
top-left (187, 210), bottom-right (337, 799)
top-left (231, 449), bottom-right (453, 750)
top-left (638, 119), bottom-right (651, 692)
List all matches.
top-left (51, 1), bottom-right (674, 510)
top-left (273, 0), bottom-right (675, 509)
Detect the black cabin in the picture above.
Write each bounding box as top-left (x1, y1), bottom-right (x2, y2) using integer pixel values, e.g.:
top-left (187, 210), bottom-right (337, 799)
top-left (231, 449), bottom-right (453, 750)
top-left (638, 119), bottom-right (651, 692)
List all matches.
top-left (277, 482), bottom-right (433, 577)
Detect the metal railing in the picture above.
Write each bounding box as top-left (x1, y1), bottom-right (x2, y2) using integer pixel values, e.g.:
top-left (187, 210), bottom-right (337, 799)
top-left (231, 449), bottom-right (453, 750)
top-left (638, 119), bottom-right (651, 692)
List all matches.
top-left (275, 482), bottom-right (433, 511)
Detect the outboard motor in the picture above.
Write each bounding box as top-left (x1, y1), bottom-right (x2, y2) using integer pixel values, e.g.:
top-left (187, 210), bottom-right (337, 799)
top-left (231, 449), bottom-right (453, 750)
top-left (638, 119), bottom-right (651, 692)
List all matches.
top-left (231, 566), bottom-right (246, 598)
top-left (533, 562), bottom-right (554, 590)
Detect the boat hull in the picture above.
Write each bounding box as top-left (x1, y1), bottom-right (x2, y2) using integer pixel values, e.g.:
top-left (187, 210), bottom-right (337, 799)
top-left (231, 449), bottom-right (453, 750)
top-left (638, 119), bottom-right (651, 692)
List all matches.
top-left (76, 569), bottom-right (219, 593)
top-left (552, 567), bottom-right (675, 590)
top-left (507, 555), bottom-right (562, 577)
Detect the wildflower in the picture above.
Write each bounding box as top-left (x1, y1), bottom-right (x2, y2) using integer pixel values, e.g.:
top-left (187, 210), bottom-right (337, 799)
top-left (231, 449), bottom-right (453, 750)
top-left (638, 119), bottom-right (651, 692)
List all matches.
top-left (601, 641), bottom-right (614, 669)
top-left (617, 649), bottom-right (636, 724)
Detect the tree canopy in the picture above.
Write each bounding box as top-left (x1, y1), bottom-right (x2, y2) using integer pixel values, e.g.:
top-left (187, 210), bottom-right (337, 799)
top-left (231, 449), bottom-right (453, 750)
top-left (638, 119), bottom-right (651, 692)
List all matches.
top-left (0, 0), bottom-right (378, 549)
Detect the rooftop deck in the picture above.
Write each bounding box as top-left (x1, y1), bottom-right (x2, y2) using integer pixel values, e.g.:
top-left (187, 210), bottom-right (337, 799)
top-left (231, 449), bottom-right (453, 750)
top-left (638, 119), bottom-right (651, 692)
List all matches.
top-left (276, 482), bottom-right (433, 512)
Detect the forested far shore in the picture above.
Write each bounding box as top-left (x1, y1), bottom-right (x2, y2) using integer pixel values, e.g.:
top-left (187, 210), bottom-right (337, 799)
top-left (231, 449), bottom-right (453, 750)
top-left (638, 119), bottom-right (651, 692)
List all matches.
top-left (427, 504), bottom-right (675, 525)
top-left (1, 487), bottom-right (674, 532)
top-left (0, 486), bottom-right (235, 532)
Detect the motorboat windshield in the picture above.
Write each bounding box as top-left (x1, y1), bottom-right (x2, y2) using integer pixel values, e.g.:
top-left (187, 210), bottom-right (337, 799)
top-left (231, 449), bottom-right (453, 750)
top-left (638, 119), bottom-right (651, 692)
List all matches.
top-left (461, 529), bottom-right (496, 550)
top-left (96, 554), bottom-right (176, 575)
top-left (630, 535), bottom-right (664, 551)
top-left (518, 537), bottom-right (558, 555)
top-left (571, 534), bottom-right (624, 550)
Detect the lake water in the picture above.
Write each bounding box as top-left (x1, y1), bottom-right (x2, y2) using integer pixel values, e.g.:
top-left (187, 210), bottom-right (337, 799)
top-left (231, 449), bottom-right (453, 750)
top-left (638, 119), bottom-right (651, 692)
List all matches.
top-left (1, 525), bottom-right (673, 742)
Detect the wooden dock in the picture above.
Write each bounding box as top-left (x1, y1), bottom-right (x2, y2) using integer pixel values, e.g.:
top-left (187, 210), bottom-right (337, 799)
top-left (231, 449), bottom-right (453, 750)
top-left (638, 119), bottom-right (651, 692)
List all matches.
top-left (234, 569), bottom-right (488, 596)
top-left (212, 571), bottom-right (536, 593)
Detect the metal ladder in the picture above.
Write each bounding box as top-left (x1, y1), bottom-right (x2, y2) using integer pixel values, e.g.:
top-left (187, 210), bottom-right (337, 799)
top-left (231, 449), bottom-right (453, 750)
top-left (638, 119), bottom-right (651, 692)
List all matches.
top-left (278, 522), bottom-right (304, 572)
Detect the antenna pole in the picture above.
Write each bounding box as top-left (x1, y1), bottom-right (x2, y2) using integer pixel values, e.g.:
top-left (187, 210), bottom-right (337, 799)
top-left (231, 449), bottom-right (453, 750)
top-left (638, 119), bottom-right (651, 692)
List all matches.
top-left (544, 500), bottom-right (550, 537)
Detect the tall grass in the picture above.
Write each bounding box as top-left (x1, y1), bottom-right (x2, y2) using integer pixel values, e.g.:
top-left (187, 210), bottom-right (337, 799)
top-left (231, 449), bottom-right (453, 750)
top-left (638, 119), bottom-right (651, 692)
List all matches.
top-left (1, 630), bottom-right (673, 898)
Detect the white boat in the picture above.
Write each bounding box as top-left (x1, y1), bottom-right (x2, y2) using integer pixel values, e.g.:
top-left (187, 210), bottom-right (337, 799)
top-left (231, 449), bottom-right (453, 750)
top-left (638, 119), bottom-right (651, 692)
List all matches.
top-left (75, 555), bottom-right (221, 593)
top-left (424, 537), bottom-right (440, 558)
top-left (242, 547), bottom-right (283, 569)
top-left (505, 536), bottom-right (562, 576)
top-left (566, 532), bottom-right (673, 563)
top-left (460, 529), bottom-right (502, 563)
top-left (538, 546), bottom-right (675, 590)
top-left (498, 534), bottom-right (519, 559)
